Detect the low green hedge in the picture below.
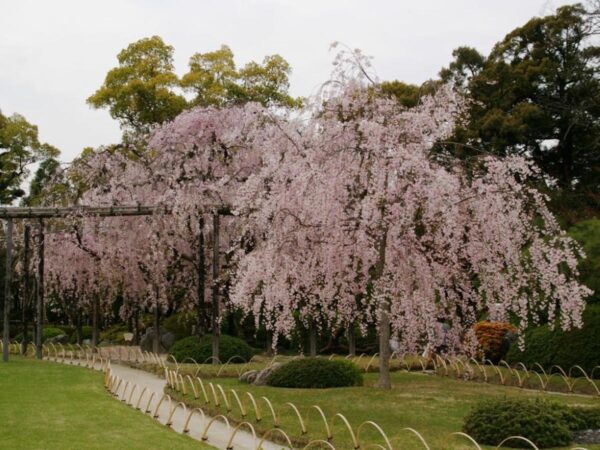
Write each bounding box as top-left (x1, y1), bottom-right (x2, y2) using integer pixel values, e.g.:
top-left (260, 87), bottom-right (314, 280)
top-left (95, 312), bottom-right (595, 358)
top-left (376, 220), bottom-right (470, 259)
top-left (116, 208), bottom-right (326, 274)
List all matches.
top-left (170, 334), bottom-right (253, 364)
top-left (267, 357), bottom-right (363, 388)
top-left (464, 398), bottom-right (600, 448)
top-left (506, 305), bottom-right (600, 375)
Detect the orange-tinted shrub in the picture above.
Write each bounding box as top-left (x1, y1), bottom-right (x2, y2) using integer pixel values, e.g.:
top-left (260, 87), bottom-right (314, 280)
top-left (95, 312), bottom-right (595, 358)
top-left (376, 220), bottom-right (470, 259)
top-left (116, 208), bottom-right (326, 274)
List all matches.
top-left (474, 321), bottom-right (516, 363)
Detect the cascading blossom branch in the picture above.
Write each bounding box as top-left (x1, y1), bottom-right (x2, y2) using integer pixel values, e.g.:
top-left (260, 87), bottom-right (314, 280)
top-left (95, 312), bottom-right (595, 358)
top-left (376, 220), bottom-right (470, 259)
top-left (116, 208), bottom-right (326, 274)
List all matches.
top-left (229, 68), bottom-right (592, 357)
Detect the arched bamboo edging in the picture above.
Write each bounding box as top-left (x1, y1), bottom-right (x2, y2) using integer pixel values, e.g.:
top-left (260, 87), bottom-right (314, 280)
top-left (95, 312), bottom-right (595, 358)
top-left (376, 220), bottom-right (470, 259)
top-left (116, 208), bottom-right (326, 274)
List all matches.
top-left (450, 432), bottom-right (483, 450)
top-left (356, 421), bottom-right (393, 450)
top-left (496, 436), bottom-right (539, 449)
top-left (183, 407), bottom-right (206, 433)
top-left (201, 415), bottom-right (230, 441)
top-left (225, 421), bottom-right (257, 450)
top-left (166, 401), bottom-right (187, 427)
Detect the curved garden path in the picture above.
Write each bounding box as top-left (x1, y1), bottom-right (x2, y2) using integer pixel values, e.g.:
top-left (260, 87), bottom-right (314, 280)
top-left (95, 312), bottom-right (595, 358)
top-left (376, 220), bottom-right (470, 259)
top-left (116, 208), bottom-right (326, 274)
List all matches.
top-left (59, 356), bottom-right (284, 450)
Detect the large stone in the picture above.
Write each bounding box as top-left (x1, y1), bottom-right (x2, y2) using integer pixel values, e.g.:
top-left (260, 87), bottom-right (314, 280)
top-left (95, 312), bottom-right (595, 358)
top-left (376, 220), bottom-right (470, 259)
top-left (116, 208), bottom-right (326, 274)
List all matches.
top-left (140, 327), bottom-right (176, 353)
top-left (253, 362), bottom-right (283, 386)
top-left (46, 334), bottom-right (68, 344)
top-left (573, 429), bottom-right (600, 444)
top-left (239, 370), bottom-right (258, 384)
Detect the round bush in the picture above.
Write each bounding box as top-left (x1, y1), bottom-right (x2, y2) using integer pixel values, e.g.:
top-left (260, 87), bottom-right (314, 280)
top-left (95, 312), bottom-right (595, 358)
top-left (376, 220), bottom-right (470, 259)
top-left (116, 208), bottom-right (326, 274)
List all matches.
top-left (506, 305), bottom-right (600, 375)
top-left (267, 357), bottom-right (363, 388)
top-left (463, 398), bottom-right (572, 448)
top-left (562, 406), bottom-right (600, 431)
top-left (170, 334), bottom-right (253, 364)
top-left (474, 321), bottom-right (516, 363)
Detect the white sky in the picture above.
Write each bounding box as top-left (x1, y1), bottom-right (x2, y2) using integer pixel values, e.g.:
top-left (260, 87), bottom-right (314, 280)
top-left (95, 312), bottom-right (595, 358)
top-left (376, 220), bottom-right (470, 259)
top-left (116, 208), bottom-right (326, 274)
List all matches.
top-left (0, 0), bottom-right (575, 163)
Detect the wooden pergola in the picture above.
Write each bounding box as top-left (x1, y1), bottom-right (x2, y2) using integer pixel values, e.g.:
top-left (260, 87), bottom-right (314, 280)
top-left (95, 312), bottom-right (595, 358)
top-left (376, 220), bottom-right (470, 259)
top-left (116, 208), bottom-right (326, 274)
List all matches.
top-left (1, 206), bottom-right (159, 362)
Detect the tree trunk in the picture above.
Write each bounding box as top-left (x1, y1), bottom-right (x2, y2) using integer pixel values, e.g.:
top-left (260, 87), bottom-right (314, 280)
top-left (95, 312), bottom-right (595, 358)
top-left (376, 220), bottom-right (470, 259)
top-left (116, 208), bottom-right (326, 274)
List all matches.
top-left (309, 321), bottom-right (317, 357)
top-left (265, 330), bottom-right (274, 357)
top-left (153, 306), bottom-right (160, 354)
top-left (196, 216), bottom-right (206, 336)
top-left (133, 310), bottom-right (139, 345)
top-left (378, 301), bottom-right (392, 389)
top-left (376, 218), bottom-right (391, 389)
top-left (347, 322), bottom-right (356, 357)
top-left (32, 278), bottom-right (37, 350)
top-left (21, 224), bottom-right (30, 355)
top-left (35, 219), bottom-right (44, 360)
top-left (211, 213), bottom-right (220, 365)
top-left (91, 294), bottom-right (99, 352)
top-left (75, 311), bottom-right (83, 345)
top-left (3, 218), bottom-right (13, 362)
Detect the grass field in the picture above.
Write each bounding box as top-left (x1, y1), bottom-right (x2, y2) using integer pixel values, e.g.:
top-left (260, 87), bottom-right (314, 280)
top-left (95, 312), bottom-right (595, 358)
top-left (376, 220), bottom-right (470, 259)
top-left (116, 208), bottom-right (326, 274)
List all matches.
top-left (167, 369), bottom-right (600, 450)
top-left (0, 357), bottom-right (211, 450)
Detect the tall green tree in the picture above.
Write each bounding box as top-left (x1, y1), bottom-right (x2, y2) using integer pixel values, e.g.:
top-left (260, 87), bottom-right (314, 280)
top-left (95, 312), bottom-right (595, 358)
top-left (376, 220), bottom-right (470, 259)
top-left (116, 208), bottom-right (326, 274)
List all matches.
top-left (181, 46), bottom-right (301, 108)
top-left (180, 45), bottom-right (238, 107)
top-left (0, 110), bottom-right (59, 204)
top-left (379, 79), bottom-right (441, 108)
top-left (22, 157), bottom-right (62, 206)
top-left (87, 36), bottom-right (186, 135)
top-left (440, 4), bottom-right (600, 216)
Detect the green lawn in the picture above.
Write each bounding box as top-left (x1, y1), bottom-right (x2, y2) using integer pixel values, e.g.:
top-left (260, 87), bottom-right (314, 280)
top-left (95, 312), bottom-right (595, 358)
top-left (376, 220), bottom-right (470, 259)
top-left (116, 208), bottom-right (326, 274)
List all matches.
top-left (168, 370), bottom-right (600, 450)
top-left (0, 357), bottom-right (211, 450)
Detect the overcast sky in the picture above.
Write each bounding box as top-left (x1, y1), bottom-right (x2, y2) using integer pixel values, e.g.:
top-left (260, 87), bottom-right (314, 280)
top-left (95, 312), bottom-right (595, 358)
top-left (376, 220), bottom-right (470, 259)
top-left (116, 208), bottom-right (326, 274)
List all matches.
top-left (0, 0), bottom-right (576, 163)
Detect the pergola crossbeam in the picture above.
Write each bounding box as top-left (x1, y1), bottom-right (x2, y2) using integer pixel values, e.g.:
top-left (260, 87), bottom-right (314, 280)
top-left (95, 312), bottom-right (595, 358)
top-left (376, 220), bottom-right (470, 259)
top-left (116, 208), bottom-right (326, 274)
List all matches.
top-left (0, 205), bottom-right (164, 219)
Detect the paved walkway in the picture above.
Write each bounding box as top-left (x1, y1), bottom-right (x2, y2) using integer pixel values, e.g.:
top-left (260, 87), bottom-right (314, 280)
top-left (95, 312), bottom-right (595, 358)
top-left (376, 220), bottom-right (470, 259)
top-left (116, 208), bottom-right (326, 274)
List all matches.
top-left (66, 358), bottom-right (284, 450)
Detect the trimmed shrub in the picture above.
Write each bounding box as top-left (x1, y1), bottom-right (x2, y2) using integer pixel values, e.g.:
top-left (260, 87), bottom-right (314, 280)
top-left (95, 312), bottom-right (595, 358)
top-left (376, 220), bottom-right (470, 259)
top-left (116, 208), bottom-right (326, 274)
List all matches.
top-left (170, 334), bottom-right (253, 364)
top-left (506, 305), bottom-right (600, 375)
top-left (474, 321), bottom-right (516, 363)
top-left (561, 406), bottom-right (600, 431)
top-left (463, 398), bottom-right (572, 448)
top-left (267, 357), bottom-right (363, 388)
top-left (42, 327), bottom-right (64, 343)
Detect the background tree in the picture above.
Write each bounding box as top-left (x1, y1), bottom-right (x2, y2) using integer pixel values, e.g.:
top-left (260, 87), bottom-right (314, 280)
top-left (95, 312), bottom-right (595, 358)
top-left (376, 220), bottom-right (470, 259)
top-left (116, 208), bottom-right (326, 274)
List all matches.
top-left (439, 4), bottom-right (600, 220)
top-left (181, 46), bottom-right (301, 108)
top-left (180, 45), bottom-right (239, 107)
top-left (87, 36), bottom-right (186, 135)
top-left (231, 50), bottom-right (591, 388)
top-left (0, 111), bottom-right (59, 204)
top-left (22, 157), bottom-right (61, 206)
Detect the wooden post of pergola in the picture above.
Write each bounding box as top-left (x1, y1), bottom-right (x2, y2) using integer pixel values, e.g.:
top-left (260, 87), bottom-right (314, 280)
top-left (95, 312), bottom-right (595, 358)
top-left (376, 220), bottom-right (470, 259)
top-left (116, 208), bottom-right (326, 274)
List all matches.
top-left (35, 219), bottom-right (44, 360)
top-left (211, 213), bottom-right (220, 365)
top-left (2, 218), bottom-right (13, 362)
top-left (21, 224), bottom-right (30, 356)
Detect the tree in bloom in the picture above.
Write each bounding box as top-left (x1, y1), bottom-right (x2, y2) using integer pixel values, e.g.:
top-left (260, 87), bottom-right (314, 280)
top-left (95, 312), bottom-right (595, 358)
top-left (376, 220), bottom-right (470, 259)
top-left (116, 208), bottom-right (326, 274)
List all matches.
top-left (230, 48), bottom-right (592, 388)
top-left (39, 48), bottom-right (591, 381)
top-left (45, 230), bottom-right (107, 345)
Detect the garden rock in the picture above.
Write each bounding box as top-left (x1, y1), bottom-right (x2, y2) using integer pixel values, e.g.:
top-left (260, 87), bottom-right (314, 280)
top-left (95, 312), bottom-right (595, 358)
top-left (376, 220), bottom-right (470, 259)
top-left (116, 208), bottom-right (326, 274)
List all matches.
top-left (253, 363), bottom-right (283, 386)
top-left (239, 370), bottom-right (258, 384)
top-left (46, 334), bottom-right (68, 344)
top-left (140, 327), bottom-right (175, 353)
top-left (573, 429), bottom-right (600, 444)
